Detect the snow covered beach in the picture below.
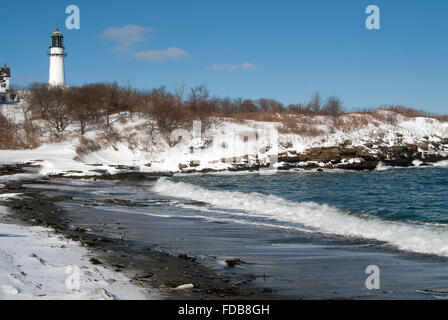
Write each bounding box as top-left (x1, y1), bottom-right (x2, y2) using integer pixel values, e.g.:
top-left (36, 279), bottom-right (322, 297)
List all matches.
top-left (0, 195), bottom-right (154, 300)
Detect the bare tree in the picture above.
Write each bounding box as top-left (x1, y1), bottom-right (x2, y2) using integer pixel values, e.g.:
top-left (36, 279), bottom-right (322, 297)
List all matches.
top-left (96, 82), bottom-right (122, 126)
top-left (257, 98), bottom-right (284, 113)
top-left (186, 85), bottom-right (219, 118)
top-left (309, 91), bottom-right (322, 113)
top-left (27, 83), bottom-right (71, 133)
top-left (65, 85), bottom-right (102, 135)
top-left (240, 99), bottom-right (257, 113)
top-left (322, 96), bottom-right (344, 117)
top-left (140, 87), bottom-right (189, 144)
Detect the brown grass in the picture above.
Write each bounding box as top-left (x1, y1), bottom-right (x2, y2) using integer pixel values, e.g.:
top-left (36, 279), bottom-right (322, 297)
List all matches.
top-left (332, 114), bottom-right (372, 132)
top-left (279, 118), bottom-right (324, 136)
top-left (379, 105), bottom-right (427, 118)
top-left (226, 111), bottom-right (280, 123)
top-left (434, 115), bottom-right (448, 122)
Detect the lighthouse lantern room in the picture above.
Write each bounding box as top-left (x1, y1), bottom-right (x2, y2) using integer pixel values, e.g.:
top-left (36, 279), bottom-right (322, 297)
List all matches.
top-left (48, 29), bottom-right (67, 87)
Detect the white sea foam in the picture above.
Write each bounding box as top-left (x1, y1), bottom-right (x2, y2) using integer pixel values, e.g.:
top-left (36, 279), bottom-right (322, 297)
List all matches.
top-left (153, 179), bottom-right (448, 257)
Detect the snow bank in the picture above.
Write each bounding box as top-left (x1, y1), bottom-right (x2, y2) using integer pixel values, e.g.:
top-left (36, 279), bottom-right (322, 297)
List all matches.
top-left (1, 103), bottom-right (447, 176)
top-left (0, 206), bottom-right (156, 300)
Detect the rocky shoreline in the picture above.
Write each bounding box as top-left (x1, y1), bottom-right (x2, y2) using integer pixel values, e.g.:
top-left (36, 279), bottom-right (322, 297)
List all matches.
top-left (2, 140), bottom-right (448, 180)
top-left (277, 139), bottom-right (448, 171)
top-left (0, 173), bottom-right (275, 300)
top-left (173, 140), bottom-right (448, 174)
top-left (25, 140), bottom-right (444, 178)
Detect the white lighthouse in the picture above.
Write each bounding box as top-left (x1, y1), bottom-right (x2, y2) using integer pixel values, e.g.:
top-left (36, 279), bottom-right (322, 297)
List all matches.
top-left (48, 29), bottom-right (67, 87)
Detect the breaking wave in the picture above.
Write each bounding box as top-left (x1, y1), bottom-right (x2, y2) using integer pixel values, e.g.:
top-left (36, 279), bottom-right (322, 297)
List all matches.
top-left (153, 178), bottom-right (448, 257)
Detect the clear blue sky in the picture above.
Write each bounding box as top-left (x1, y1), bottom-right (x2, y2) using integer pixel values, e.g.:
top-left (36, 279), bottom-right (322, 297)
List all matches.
top-left (1, 0), bottom-right (447, 114)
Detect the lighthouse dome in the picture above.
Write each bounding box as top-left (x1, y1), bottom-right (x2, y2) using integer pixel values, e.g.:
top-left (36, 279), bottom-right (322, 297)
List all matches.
top-left (51, 28), bottom-right (64, 37)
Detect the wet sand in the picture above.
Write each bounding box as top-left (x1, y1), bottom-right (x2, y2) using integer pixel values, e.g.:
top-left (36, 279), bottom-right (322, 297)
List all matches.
top-left (1, 182), bottom-right (271, 300)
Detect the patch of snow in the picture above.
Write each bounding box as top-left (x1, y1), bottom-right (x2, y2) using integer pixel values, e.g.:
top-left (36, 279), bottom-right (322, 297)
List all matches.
top-left (0, 210), bottom-right (157, 300)
top-left (412, 160), bottom-right (423, 167)
top-left (0, 193), bottom-right (22, 200)
top-left (434, 160), bottom-right (448, 168)
top-left (339, 158), bottom-right (365, 165)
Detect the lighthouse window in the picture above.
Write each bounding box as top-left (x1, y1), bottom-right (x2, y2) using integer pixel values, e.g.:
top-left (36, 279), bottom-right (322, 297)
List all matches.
top-left (52, 36), bottom-right (63, 48)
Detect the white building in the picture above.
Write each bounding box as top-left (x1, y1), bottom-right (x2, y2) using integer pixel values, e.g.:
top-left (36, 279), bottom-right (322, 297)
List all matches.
top-left (48, 29), bottom-right (67, 87)
top-left (0, 63), bottom-right (10, 101)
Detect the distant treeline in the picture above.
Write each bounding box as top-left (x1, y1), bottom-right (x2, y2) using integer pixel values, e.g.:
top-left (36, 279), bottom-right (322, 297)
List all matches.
top-left (0, 82), bottom-right (444, 150)
top-left (25, 82), bottom-right (438, 131)
top-left (22, 83), bottom-right (346, 137)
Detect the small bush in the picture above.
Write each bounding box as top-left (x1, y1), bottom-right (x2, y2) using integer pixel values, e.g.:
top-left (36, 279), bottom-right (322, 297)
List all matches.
top-left (331, 115), bottom-right (370, 132)
top-left (75, 137), bottom-right (102, 159)
top-left (0, 113), bottom-right (24, 149)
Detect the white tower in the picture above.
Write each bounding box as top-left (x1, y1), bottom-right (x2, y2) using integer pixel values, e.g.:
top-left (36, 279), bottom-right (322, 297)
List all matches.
top-left (48, 29), bottom-right (67, 87)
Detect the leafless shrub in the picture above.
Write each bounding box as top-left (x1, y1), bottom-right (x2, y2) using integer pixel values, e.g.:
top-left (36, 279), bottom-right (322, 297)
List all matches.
top-left (374, 111), bottom-right (399, 126)
top-left (65, 85), bottom-right (104, 135)
top-left (20, 121), bottom-right (41, 149)
top-left (287, 103), bottom-right (314, 116)
top-left (99, 126), bottom-right (121, 151)
top-left (257, 98), bottom-right (284, 113)
top-left (0, 113), bottom-right (25, 149)
top-left (322, 96), bottom-right (345, 117)
top-left (122, 131), bottom-right (139, 151)
top-left (308, 91), bottom-right (322, 113)
top-left (26, 83), bottom-right (72, 133)
top-left (139, 87), bottom-right (190, 145)
top-left (75, 137), bottom-right (102, 159)
top-left (331, 115), bottom-right (370, 132)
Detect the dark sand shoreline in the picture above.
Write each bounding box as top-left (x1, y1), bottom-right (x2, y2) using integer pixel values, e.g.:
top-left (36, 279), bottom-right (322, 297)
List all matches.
top-left (0, 178), bottom-right (275, 300)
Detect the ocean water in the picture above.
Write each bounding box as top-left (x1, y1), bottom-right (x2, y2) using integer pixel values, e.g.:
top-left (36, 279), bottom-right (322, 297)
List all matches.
top-left (154, 167), bottom-right (448, 257)
top-left (28, 166), bottom-right (448, 298)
